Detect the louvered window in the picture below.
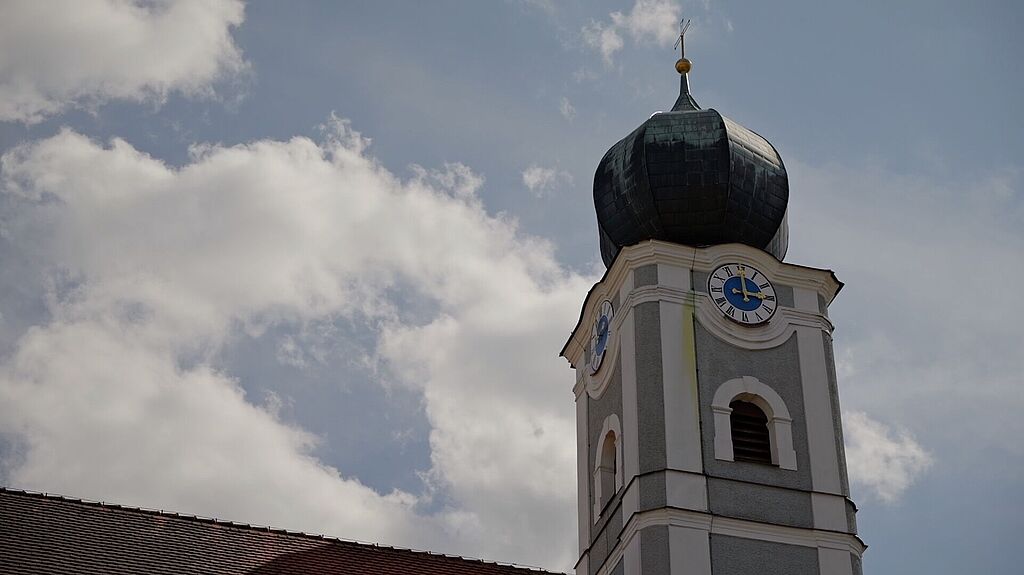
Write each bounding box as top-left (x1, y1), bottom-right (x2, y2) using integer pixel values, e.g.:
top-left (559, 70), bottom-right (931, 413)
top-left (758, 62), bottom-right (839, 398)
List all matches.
top-left (729, 400), bottom-right (773, 465)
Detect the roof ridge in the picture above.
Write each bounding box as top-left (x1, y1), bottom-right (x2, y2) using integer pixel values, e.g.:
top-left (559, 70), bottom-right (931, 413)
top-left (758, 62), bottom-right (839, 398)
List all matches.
top-left (0, 486), bottom-right (565, 574)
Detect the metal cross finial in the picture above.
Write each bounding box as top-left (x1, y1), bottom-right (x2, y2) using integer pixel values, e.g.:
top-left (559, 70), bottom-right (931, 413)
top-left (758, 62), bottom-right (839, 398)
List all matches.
top-left (673, 18), bottom-right (691, 57)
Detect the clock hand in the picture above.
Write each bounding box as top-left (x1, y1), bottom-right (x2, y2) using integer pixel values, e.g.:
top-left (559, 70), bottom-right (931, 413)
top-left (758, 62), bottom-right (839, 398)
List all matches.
top-left (737, 267), bottom-right (751, 302)
top-left (731, 288), bottom-right (766, 300)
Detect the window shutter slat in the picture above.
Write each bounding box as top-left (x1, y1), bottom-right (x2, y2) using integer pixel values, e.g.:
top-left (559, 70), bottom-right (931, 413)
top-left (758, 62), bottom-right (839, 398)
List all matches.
top-left (729, 400), bottom-right (772, 465)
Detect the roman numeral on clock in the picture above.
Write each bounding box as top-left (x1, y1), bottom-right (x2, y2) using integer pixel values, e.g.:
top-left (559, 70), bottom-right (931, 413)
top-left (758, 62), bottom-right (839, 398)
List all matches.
top-left (715, 297), bottom-right (727, 306)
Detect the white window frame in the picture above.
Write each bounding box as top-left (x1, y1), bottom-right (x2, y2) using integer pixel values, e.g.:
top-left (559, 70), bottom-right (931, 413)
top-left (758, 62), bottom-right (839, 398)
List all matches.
top-left (711, 375), bottom-right (798, 470)
top-left (592, 414), bottom-right (623, 521)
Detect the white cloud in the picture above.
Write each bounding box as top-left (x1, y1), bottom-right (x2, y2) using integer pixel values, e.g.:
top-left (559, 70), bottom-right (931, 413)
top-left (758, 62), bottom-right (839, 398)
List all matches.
top-left (582, 0), bottom-right (681, 65)
top-left (522, 164), bottom-right (573, 197)
top-left (0, 0), bottom-right (247, 123)
top-left (559, 96), bottom-right (576, 120)
top-left (611, 0), bottom-right (682, 45)
top-left (0, 119), bottom-right (593, 569)
top-left (844, 411), bottom-right (933, 503)
top-left (788, 160), bottom-right (1024, 458)
top-left (785, 157), bottom-right (1024, 512)
top-left (581, 21), bottom-right (625, 66)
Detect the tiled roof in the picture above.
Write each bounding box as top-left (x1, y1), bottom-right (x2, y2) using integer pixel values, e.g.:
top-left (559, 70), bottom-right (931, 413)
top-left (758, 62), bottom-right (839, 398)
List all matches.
top-left (0, 487), bottom-right (564, 575)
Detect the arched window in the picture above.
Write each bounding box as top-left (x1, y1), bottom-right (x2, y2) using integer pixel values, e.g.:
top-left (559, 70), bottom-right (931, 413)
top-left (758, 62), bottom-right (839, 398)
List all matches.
top-left (596, 430), bottom-right (617, 506)
top-left (729, 400), bottom-right (772, 464)
top-left (711, 376), bottom-right (798, 470)
top-left (593, 414), bottom-right (623, 521)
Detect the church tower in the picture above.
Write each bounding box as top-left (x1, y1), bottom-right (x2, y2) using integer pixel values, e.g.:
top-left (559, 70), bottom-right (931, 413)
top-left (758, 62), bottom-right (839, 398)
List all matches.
top-left (560, 35), bottom-right (864, 575)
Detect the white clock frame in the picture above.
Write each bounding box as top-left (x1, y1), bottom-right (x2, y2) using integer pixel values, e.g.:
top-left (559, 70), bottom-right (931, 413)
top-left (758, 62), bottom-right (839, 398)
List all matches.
top-left (707, 262), bottom-right (778, 326)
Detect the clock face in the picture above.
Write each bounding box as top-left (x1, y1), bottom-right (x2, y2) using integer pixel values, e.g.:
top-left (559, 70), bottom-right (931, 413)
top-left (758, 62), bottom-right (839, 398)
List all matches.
top-left (707, 263), bottom-right (778, 325)
top-left (589, 300), bottom-right (614, 374)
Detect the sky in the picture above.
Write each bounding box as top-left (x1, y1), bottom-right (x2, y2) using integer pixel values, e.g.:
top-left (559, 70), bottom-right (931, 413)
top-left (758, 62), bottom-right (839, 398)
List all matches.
top-left (0, 0), bottom-right (1021, 572)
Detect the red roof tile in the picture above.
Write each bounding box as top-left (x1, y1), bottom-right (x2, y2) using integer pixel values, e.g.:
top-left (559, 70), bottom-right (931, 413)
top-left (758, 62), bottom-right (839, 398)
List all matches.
top-left (0, 487), bottom-right (565, 575)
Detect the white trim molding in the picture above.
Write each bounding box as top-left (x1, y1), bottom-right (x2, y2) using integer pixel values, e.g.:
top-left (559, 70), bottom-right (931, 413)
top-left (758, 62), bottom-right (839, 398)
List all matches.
top-left (593, 507), bottom-right (866, 575)
top-left (712, 376), bottom-right (798, 470)
top-left (561, 240), bottom-right (842, 370)
top-left (575, 388), bottom-right (591, 551)
top-left (693, 296), bottom-right (833, 351)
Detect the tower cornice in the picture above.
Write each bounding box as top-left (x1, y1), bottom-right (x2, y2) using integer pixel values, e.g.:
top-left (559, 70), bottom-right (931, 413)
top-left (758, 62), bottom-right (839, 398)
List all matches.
top-left (562, 240), bottom-right (843, 372)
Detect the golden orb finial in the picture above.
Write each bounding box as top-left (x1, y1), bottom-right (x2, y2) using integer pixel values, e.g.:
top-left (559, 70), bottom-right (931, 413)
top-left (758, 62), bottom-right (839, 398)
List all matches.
top-left (673, 18), bottom-right (692, 75)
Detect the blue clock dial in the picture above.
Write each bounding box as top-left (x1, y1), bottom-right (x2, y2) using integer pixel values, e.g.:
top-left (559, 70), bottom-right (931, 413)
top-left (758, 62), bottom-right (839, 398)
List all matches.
top-left (707, 263), bottom-right (777, 325)
top-left (723, 276), bottom-right (763, 311)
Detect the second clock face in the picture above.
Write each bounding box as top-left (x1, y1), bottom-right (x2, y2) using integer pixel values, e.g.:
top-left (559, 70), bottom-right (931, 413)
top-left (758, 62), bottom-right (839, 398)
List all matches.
top-left (707, 263), bottom-right (778, 325)
top-left (590, 300), bottom-right (614, 374)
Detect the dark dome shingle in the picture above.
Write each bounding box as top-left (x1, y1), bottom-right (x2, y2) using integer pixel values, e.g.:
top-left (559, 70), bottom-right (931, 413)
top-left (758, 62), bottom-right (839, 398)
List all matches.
top-left (594, 74), bottom-right (789, 267)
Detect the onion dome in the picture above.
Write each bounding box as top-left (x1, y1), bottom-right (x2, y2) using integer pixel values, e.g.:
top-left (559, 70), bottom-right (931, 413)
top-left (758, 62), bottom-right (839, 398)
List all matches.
top-left (594, 59), bottom-right (789, 267)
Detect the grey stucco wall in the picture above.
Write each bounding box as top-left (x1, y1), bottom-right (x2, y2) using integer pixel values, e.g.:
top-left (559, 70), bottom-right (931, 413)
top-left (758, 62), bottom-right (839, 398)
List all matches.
top-left (640, 525), bottom-right (671, 575)
top-left (692, 270), bottom-right (709, 293)
top-left (710, 534), bottom-right (819, 575)
top-left (639, 472), bottom-right (667, 511)
top-left (695, 325), bottom-right (813, 490)
top-left (588, 506), bottom-right (622, 575)
top-left (635, 301), bottom-right (666, 474)
top-left (634, 264), bottom-right (658, 287)
top-left (852, 553), bottom-right (863, 575)
top-left (707, 477), bottom-right (813, 528)
top-left (775, 284), bottom-right (795, 308)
